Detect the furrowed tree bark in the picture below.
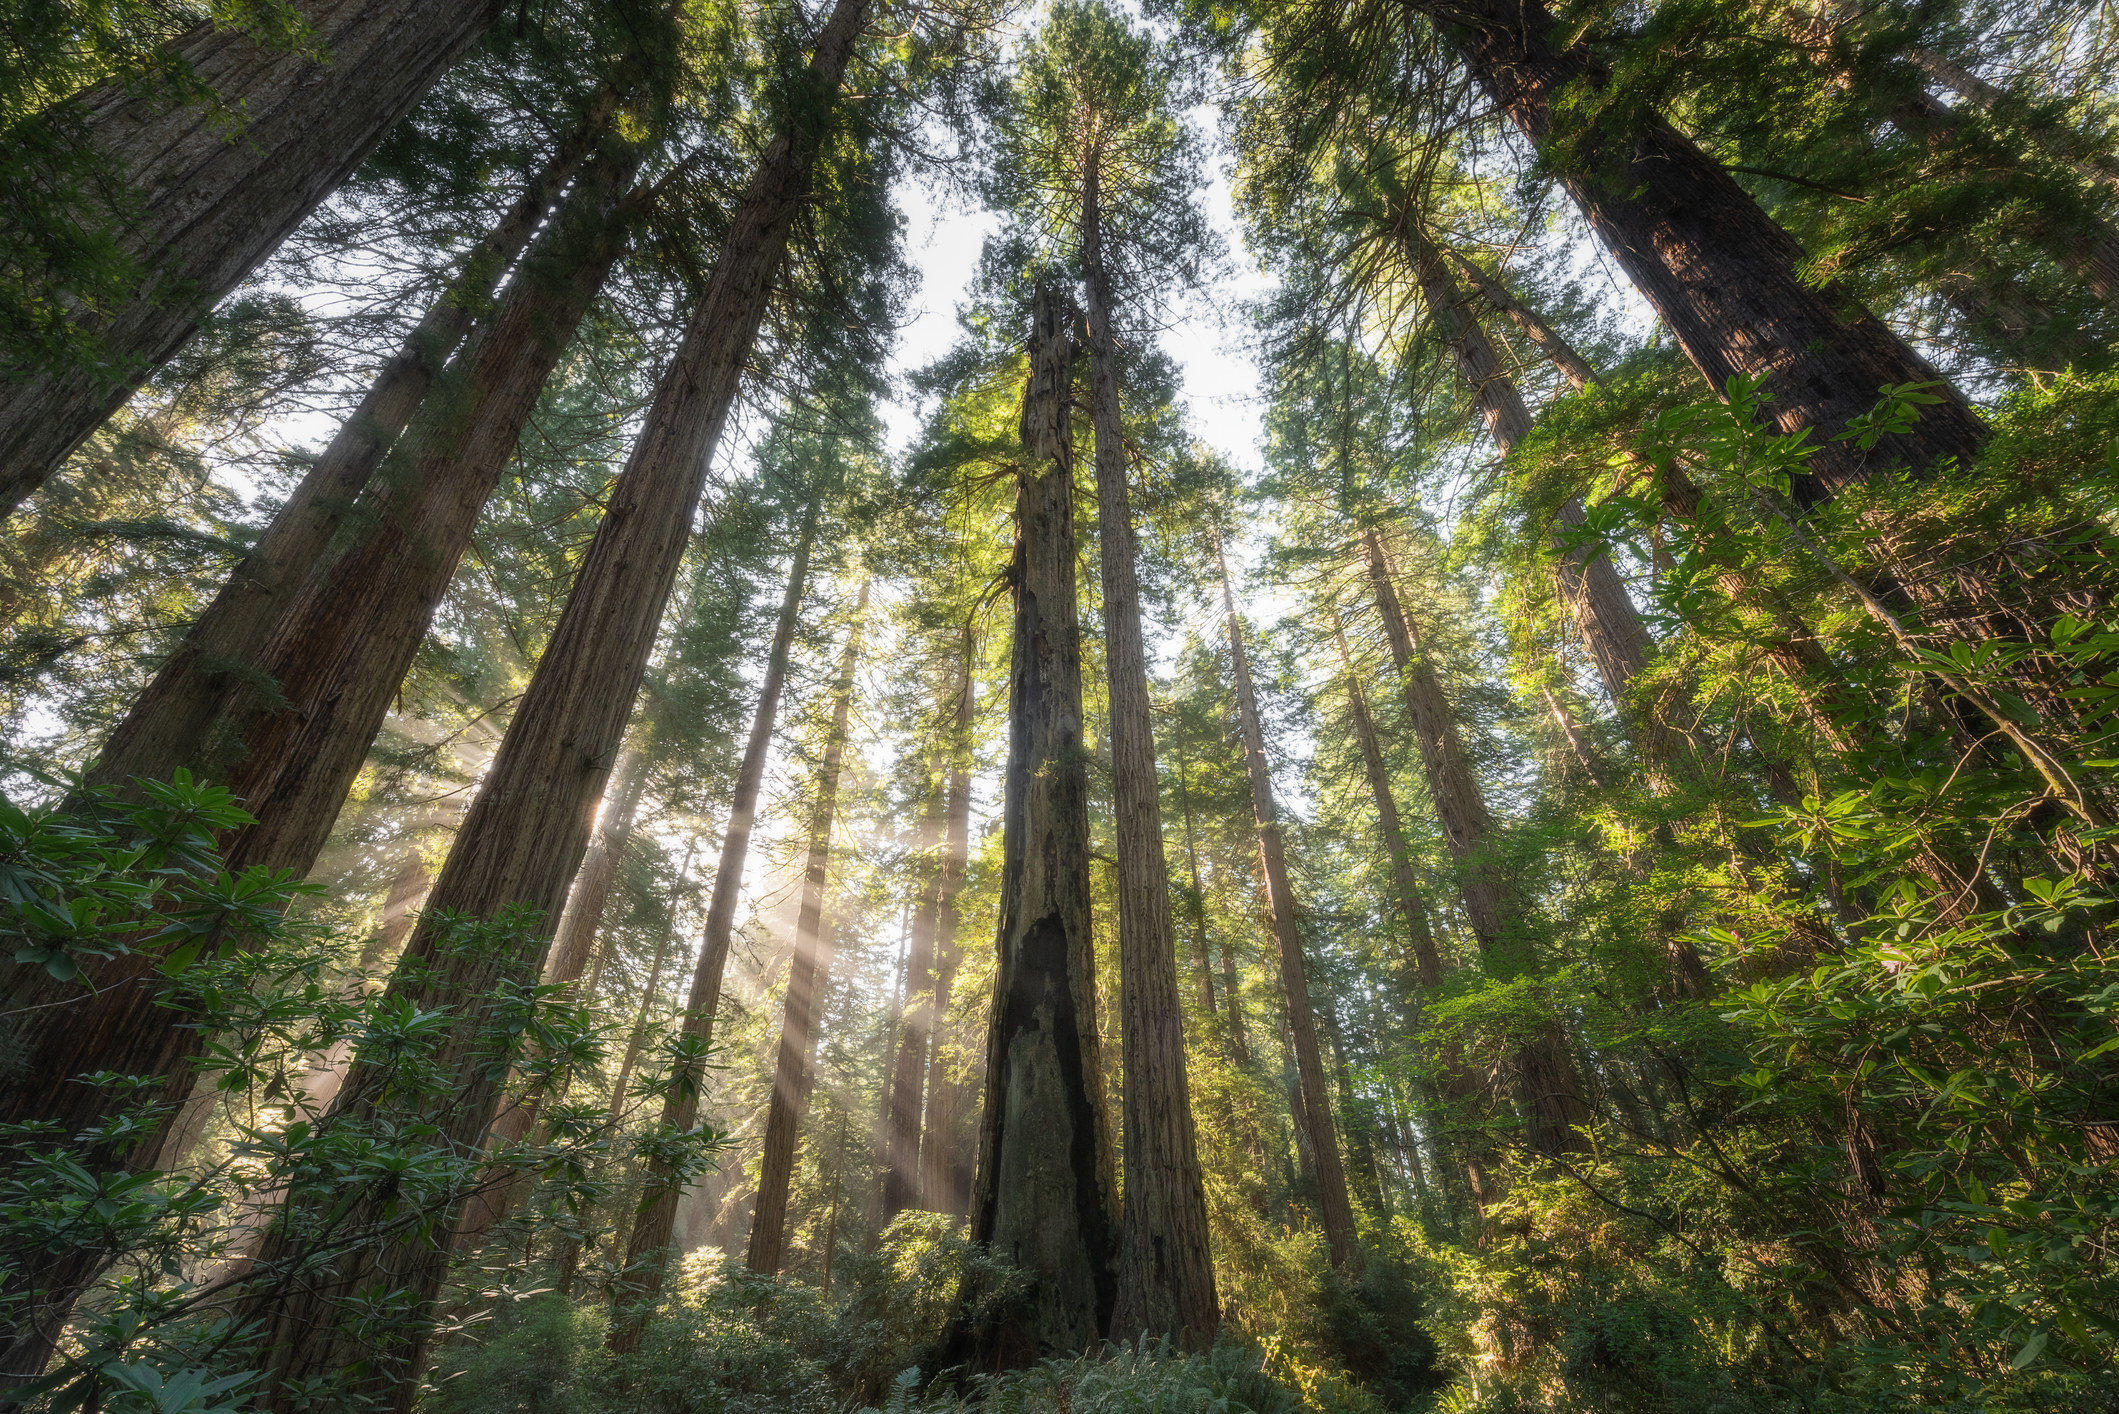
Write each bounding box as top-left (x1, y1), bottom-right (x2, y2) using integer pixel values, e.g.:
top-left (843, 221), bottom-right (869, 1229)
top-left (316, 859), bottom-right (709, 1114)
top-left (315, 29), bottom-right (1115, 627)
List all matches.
top-left (748, 583), bottom-right (868, 1275)
top-left (1083, 161), bottom-right (1219, 1348)
top-left (1359, 528), bottom-right (1589, 1158)
top-left (1212, 521), bottom-right (1358, 1270)
top-left (0, 0), bottom-right (506, 516)
top-left (0, 147), bottom-right (641, 1385)
top-left (883, 740), bottom-right (945, 1220)
top-left (917, 648), bottom-right (976, 1218)
top-left (209, 137), bottom-right (646, 888)
top-left (605, 503), bottom-right (817, 1349)
top-left (1416, 0), bottom-right (1986, 505)
top-left (82, 102), bottom-right (610, 804)
top-left (393, 0), bottom-right (863, 1094)
top-left (454, 750), bottom-right (666, 1246)
top-left (1328, 610), bottom-right (1442, 991)
top-left (944, 283), bottom-right (1118, 1366)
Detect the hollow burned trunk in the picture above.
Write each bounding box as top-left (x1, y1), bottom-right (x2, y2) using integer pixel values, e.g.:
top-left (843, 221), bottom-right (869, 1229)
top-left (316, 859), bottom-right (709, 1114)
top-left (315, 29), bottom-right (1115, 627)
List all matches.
top-left (946, 283), bottom-right (1117, 1366)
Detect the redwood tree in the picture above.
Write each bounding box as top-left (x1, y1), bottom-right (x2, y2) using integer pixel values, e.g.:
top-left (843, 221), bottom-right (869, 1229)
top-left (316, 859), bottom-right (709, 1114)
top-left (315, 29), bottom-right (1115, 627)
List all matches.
top-left (0, 0), bottom-right (507, 516)
top-left (988, 0), bottom-right (1218, 1345)
top-left (946, 282), bottom-right (1118, 1364)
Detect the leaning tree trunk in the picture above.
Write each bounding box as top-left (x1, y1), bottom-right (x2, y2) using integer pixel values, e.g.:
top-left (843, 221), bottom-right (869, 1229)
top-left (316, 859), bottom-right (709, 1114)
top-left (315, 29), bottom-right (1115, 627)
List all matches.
top-left (1213, 521), bottom-right (1358, 1270)
top-left (1420, 0), bottom-right (1985, 507)
top-left (82, 102), bottom-right (611, 805)
top-left (1082, 162), bottom-right (1219, 1350)
top-left (454, 747), bottom-right (663, 1245)
top-left (1358, 528), bottom-right (1590, 1159)
top-left (1327, 610), bottom-right (1442, 991)
top-left (748, 583), bottom-right (868, 1275)
top-left (917, 648), bottom-right (976, 1218)
top-left (605, 503), bottom-right (817, 1349)
top-left (0, 145), bottom-right (642, 1386)
top-left (1328, 607), bottom-right (1496, 1203)
top-left (544, 745), bottom-right (654, 989)
top-left (0, 0), bottom-right (505, 516)
top-left (943, 283), bottom-right (1118, 1368)
top-left (1408, 231), bottom-right (1690, 784)
top-left (883, 740), bottom-right (945, 1220)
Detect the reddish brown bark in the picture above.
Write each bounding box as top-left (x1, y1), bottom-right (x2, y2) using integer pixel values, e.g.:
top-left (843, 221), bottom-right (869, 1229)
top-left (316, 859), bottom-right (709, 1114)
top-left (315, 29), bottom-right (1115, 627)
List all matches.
top-left (945, 283), bottom-right (1118, 1365)
top-left (83, 104), bottom-right (608, 805)
top-left (0, 147), bottom-right (640, 1386)
top-left (1213, 522), bottom-right (1358, 1269)
top-left (0, 0), bottom-right (504, 515)
top-left (747, 584), bottom-right (868, 1275)
top-left (1084, 162), bottom-right (1219, 1347)
top-left (1424, 0), bottom-right (1986, 506)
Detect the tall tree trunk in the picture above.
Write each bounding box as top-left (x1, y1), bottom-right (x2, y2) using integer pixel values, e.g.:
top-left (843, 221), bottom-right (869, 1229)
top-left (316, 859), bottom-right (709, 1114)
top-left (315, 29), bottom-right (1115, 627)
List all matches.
top-left (1421, 0), bottom-right (1986, 505)
top-left (606, 841), bottom-right (695, 1123)
top-left (944, 282), bottom-right (1118, 1366)
top-left (748, 583), bottom-right (868, 1275)
top-left (1409, 233), bottom-right (1686, 783)
top-left (0, 146), bottom-right (641, 1386)
top-left (1359, 528), bottom-right (1590, 1158)
top-left (455, 755), bottom-right (669, 1245)
top-left (1171, 748), bottom-right (1219, 1018)
top-left (1082, 162), bottom-right (1219, 1349)
top-left (389, 0), bottom-right (862, 1001)
top-left (1357, 528), bottom-right (1509, 954)
top-left (0, 0), bottom-right (506, 516)
top-left (82, 103), bottom-right (609, 804)
top-left (605, 503), bottom-right (818, 1349)
top-left (545, 746), bottom-right (653, 989)
top-left (917, 647), bottom-right (976, 1219)
top-left (883, 741), bottom-right (945, 1220)
top-left (1328, 610), bottom-right (1442, 991)
top-left (1212, 521), bottom-right (1358, 1269)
